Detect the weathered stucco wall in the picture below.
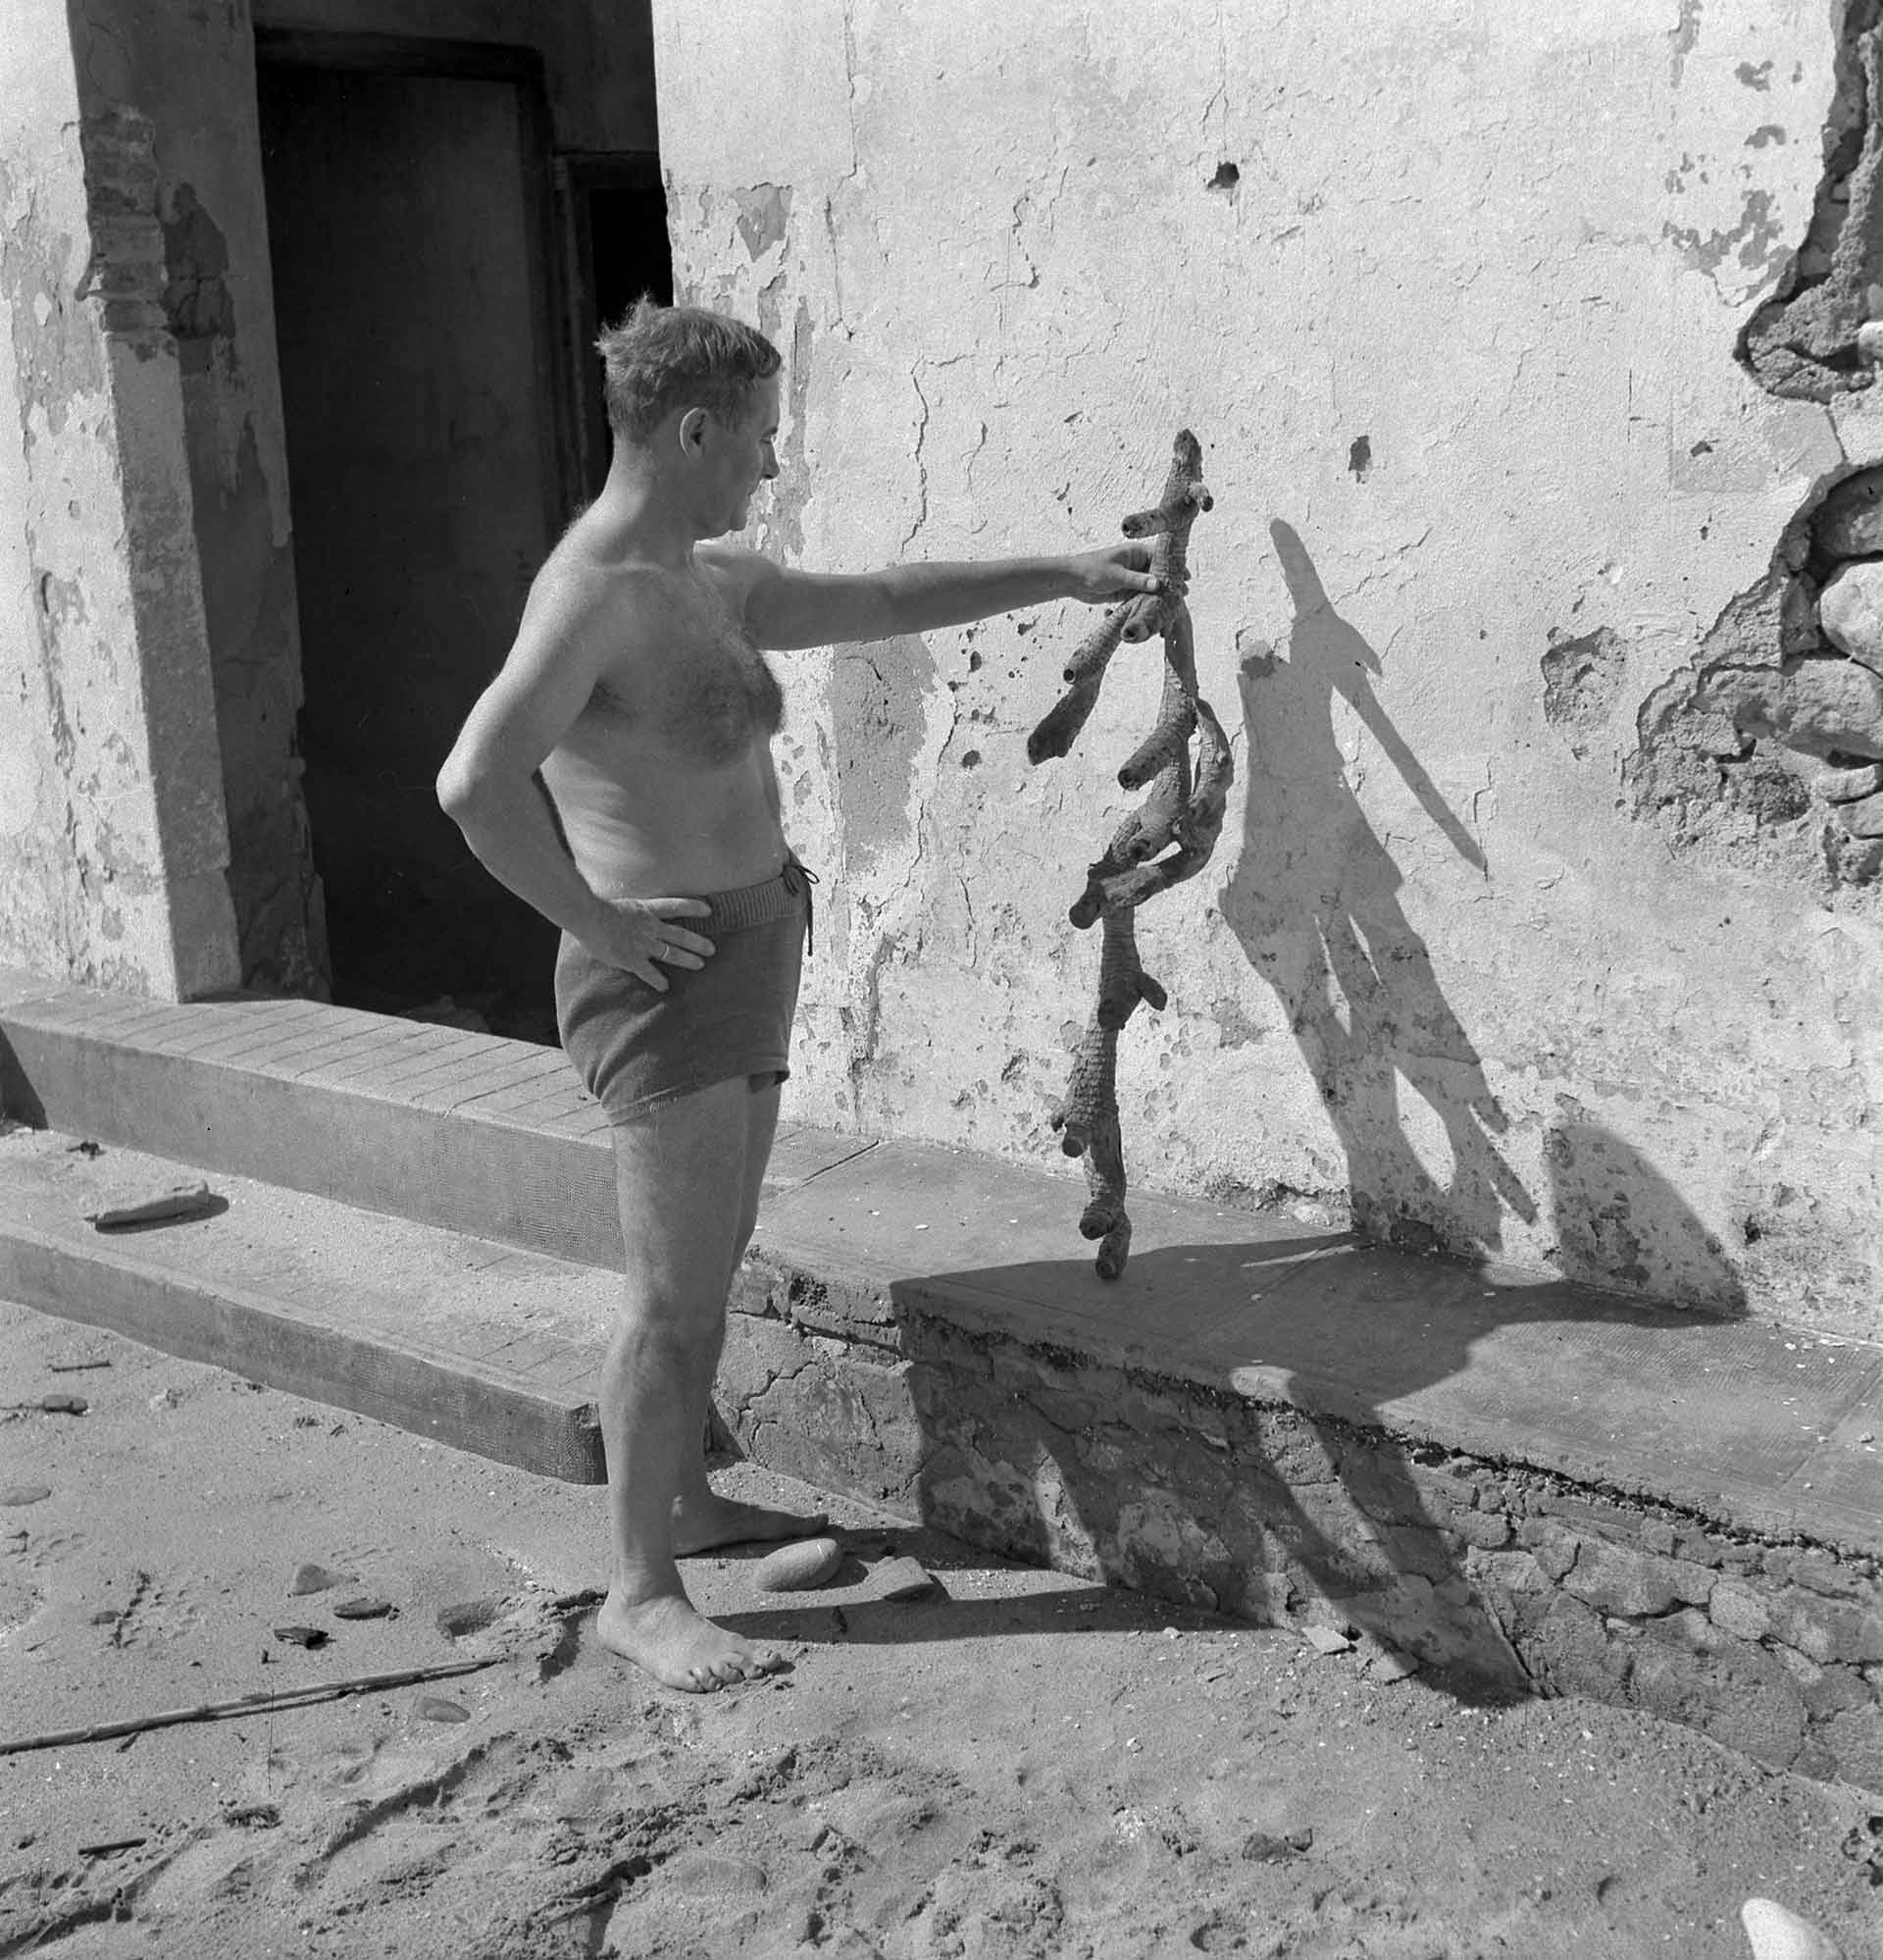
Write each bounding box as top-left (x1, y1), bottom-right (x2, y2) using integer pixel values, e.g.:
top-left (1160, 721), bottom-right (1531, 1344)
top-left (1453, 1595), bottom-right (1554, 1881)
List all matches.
top-left (67, 0), bottom-right (326, 996)
top-left (655, 0), bottom-right (1883, 1336)
top-left (0, 0), bottom-right (241, 999)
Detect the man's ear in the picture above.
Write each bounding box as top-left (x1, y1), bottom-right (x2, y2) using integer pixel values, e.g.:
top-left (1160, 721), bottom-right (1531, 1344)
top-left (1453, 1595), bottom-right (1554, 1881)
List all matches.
top-left (677, 406), bottom-right (709, 456)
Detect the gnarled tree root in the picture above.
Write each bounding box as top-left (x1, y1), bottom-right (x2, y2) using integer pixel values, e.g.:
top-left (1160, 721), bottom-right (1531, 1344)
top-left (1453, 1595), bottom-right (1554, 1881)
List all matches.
top-left (1029, 429), bottom-right (1231, 1277)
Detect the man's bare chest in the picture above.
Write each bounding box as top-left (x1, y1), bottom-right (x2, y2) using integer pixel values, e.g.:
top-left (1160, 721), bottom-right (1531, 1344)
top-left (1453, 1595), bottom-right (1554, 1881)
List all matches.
top-left (588, 611), bottom-right (784, 769)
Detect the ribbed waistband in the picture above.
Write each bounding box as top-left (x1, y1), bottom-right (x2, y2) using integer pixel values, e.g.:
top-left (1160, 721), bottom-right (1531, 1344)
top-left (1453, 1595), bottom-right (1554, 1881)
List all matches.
top-left (706, 856), bottom-right (819, 946)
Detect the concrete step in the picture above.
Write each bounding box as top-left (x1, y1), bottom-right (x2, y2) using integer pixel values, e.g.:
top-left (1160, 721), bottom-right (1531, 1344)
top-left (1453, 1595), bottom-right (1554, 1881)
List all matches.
top-left (0, 1124), bottom-right (614, 1481)
top-left (0, 974), bottom-right (875, 1266)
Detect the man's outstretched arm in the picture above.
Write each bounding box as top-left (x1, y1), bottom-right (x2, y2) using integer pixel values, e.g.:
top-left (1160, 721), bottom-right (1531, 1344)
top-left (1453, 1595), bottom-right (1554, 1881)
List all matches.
top-left (720, 542), bottom-right (1170, 651)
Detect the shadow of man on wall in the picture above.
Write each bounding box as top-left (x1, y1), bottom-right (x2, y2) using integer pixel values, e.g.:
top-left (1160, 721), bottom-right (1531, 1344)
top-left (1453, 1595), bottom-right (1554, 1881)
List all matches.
top-left (850, 522), bottom-right (1750, 1704)
top-left (1221, 520), bottom-right (1533, 1257)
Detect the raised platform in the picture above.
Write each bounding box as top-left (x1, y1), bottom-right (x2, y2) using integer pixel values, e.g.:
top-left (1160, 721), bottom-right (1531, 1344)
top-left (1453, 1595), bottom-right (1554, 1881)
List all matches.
top-left (2, 973), bottom-right (1881, 1790)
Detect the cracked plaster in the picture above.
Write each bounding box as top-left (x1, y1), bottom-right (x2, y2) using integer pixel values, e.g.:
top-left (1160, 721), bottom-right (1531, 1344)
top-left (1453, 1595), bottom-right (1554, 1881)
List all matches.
top-left (648, 0), bottom-right (1883, 1334)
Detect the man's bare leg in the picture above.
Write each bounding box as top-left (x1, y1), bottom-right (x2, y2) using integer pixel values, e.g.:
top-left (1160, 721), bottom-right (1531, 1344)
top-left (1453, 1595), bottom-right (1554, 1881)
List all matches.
top-left (594, 1078), bottom-right (789, 1691)
top-left (670, 1076), bottom-right (829, 1554)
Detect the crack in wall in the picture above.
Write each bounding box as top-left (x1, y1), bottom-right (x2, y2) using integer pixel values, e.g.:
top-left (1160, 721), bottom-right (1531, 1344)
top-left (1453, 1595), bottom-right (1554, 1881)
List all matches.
top-left (901, 365), bottom-right (929, 551)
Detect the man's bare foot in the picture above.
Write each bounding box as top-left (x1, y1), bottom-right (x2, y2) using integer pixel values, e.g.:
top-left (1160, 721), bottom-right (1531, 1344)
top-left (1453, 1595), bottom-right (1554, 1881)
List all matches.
top-left (595, 1586), bottom-right (788, 1693)
top-left (672, 1489), bottom-right (829, 1556)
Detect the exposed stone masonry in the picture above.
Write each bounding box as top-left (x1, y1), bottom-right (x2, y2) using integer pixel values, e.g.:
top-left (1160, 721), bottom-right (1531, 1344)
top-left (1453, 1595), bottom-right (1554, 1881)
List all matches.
top-left (1742, 0), bottom-right (1883, 402)
top-left (1629, 464), bottom-right (1883, 889)
top-left (1629, 3), bottom-right (1883, 890)
top-left (720, 1250), bottom-right (1883, 1793)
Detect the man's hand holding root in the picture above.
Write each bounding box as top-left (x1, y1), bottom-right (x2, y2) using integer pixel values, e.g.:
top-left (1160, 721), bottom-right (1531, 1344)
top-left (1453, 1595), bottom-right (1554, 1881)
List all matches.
top-left (1065, 541), bottom-right (1186, 607)
top-left (583, 897), bottom-right (717, 991)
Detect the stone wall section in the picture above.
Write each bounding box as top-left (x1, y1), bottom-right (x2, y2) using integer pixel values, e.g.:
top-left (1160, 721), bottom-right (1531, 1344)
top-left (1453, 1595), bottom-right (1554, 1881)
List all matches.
top-left (722, 1256), bottom-right (1883, 1793)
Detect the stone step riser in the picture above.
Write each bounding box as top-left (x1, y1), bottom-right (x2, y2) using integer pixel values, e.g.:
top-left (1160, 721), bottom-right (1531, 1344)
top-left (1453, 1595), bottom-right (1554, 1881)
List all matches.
top-left (722, 1254), bottom-right (1883, 1794)
top-left (0, 1218), bottom-right (606, 1482)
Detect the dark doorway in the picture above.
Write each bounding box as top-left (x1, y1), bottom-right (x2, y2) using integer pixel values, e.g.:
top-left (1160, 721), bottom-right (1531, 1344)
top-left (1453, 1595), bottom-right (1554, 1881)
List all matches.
top-left (258, 42), bottom-right (570, 1040)
top-left (559, 154), bottom-right (673, 499)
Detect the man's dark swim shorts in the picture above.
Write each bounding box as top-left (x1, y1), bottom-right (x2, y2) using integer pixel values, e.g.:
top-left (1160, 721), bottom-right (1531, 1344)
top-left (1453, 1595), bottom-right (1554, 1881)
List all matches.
top-left (554, 859), bottom-right (813, 1125)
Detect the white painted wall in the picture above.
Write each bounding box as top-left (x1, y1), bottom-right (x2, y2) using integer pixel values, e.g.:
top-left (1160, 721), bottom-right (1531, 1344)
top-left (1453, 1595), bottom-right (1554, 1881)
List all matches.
top-left (655, 0), bottom-right (1883, 1332)
top-left (0, 0), bottom-right (239, 1000)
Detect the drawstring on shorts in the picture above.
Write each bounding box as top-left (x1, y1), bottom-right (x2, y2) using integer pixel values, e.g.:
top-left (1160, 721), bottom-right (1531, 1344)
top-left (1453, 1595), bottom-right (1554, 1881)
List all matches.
top-left (782, 854), bottom-right (820, 956)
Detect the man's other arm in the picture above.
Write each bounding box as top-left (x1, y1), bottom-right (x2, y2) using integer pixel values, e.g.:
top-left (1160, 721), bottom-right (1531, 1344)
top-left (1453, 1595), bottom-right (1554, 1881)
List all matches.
top-left (435, 580), bottom-right (714, 986)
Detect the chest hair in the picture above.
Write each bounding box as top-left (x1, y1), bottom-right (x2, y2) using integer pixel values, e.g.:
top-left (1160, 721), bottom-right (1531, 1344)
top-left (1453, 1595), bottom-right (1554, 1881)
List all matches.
top-left (596, 582), bottom-right (784, 766)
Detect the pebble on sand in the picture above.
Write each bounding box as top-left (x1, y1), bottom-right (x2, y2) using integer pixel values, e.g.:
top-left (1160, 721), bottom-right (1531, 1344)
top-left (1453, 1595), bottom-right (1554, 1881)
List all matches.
top-left (84, 1179), bottom-right (216, 1230)
top-left (0, 1486), bottom-right (51, 1508)
top-left (272, 1625), bottom-right (329, 1649)
top-left (37, 1394), bottom-right (86, 1416)
top-left (288, 1563), bottom-right (348, 1596)
top-left (869, 1556), bottom-right (937, 1601)
top-left (1303, 1625), bottom-right (1354, 1656)
top-left (1741, 1898), bottom-right (1843, 1960)
top-left (420, 1697), bottom-right (470, 1724)
top-left (332, 1596), bottom-right (394, 1621)
top-left (751, 1535), bottom-right (843, 1592)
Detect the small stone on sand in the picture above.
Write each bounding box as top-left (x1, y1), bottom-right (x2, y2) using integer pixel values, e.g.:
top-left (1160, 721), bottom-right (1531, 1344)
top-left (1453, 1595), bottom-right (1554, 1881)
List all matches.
top-left (85, 1180), bottom-right (216, 1230)
top-left (38, 1394), bottom-right (86, 1416)
top-left (1303, 1625), bottom-right (1353, 1656)
top-left (870, 1556), bottom-right (936, 1601)
top-left (1364, 1642), bottom-right (1420, 1682)
top-left (420, 1697), bottom-right (470, 1724)
top-left (0, 1486), bottom-right (50, 1508)
top-left (1741, 1899), bottom-right (1843, 1960)
top-left (332, 1596), bottom-right (393, 1621)
top-left (272, 1625), bottom-right (328, 1648)
top-left (288, 1563), bottom-right (346, 1596)
top-left (751, 1535), bottom-right (843, 1592)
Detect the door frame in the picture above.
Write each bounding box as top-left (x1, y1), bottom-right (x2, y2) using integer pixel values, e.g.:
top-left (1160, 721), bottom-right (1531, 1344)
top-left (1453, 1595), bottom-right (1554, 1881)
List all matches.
top-left (554, 149), bottom-right (665, 499)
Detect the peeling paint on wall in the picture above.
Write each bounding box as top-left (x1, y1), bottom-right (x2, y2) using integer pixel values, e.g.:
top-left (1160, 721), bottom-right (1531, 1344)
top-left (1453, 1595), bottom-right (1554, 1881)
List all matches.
top-left (0, 21), bottom-right (238, 997)
top-left (1741, 1), bottom-right (1883, 398)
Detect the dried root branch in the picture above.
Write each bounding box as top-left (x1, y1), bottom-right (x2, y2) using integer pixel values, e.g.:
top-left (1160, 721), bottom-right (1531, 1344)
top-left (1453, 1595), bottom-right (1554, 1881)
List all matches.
top-left (1027, 429), bottom-right (1232, 1278)
top-left (1118, 429), bottom-right (1212, 645)
top-left (1027, 607), bottom-right (1129, 764)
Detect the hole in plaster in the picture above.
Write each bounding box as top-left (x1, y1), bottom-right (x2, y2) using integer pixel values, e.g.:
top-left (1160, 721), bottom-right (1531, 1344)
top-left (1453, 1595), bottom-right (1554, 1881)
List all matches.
top-left (1348, 435), bottom-right (1373, 481)
top-left (1207, 162), bottom-right (1241, 192)
top-left (960, 750), bottom-right (983, 769)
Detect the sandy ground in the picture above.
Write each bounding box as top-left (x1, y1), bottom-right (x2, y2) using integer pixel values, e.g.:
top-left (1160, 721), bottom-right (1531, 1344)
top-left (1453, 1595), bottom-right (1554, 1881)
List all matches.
top-left (1, 1297), bottom-right (1879, 1960)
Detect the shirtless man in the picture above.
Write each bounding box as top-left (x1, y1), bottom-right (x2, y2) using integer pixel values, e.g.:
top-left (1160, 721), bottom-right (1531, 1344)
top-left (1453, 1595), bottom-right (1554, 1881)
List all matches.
top-left (437, 300), bottom-right (1166, 1692)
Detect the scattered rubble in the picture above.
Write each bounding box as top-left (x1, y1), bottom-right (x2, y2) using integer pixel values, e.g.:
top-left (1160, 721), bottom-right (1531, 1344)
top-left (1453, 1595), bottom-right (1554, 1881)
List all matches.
top-left (865, 1555), bottom-right (935, 1601)
top-left (331, 1596), bottom-right (394, 1621)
